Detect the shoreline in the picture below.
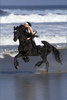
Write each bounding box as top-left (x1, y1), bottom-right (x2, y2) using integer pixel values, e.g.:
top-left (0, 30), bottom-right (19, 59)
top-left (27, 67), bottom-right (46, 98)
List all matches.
top-left (0, 48), bottom-right (67, 74)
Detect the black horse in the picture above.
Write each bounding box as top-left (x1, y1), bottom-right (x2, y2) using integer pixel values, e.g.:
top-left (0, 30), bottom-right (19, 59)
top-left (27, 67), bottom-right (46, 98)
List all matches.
top-left (13, 25), bottom-right (62, 72)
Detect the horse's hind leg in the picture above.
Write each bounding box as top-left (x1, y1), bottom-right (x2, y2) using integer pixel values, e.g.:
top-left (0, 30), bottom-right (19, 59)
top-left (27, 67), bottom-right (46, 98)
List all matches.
top-left (35, 59), bottom-right (49, 72)
top-left (45, 59), bottom-right (49, 72)
top-left (35, 61), bottom-right (43, 67)
top-left (14, 53), bottom-right (22, 69)
top-left (41, 55), bottom-right (49, 72)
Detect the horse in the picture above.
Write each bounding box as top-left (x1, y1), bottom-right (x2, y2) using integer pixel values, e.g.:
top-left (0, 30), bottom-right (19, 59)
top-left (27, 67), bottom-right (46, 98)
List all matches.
top-left (13, 25), bottom-right (62, 72)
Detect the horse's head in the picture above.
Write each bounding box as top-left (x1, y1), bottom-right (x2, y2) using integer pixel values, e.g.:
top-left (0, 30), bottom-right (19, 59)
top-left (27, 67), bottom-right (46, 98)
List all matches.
top-left (13, 26), bottom-right (20, 41)
top-left (13, 25), bottom-right (26, 42)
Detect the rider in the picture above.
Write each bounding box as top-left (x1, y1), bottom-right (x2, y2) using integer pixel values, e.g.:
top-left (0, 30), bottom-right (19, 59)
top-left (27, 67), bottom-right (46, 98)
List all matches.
top-left (24, 22), bottom-right (36, 48)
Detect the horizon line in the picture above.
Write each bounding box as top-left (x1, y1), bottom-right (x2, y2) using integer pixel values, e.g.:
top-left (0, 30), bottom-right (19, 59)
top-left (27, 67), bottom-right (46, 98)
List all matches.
top-left (0, 5), bottom-right (67, 6)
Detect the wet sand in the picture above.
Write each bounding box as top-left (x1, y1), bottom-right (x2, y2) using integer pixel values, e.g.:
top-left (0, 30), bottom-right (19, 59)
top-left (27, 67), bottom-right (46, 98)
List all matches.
top-left (0, 74), bottom-right (67, 100)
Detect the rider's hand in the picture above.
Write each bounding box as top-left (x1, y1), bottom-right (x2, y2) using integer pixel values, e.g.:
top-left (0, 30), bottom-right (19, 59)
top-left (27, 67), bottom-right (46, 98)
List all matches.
top-left (27, 38), bottom-right (30, 40)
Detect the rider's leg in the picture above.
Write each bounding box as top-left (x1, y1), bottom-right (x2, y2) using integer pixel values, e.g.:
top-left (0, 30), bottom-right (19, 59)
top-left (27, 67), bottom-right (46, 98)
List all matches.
top-left (31, 39), bottom-right (36, 48)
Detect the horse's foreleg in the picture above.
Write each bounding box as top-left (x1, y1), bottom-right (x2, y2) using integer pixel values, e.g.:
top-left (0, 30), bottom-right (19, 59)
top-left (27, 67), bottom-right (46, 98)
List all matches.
top-left (14, 53), bottom-right (30, 69)
top-left (22, 56), bottom-right (30, 63)
top-left (14, 53), bottom-right (22, 69)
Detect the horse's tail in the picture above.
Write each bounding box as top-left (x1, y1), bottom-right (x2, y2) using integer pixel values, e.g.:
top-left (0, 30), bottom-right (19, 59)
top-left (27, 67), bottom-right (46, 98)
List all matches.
top-left (52, 46), bottom-right (62, 64)
top-left (42, 41), bottom-right (62, 63)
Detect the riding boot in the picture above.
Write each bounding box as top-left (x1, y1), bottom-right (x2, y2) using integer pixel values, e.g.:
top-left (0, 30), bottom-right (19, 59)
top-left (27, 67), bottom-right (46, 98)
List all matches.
top-left (31, 40), bottom-right (36, 49)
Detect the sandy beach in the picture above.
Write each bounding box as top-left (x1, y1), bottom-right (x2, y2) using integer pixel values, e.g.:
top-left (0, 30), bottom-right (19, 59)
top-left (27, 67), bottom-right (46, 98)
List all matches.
top-left (0, 73), bottom-right (67, 100)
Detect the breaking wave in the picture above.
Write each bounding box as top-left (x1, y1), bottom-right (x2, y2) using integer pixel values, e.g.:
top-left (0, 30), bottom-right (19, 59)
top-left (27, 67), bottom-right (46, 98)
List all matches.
top-left (0, 8), bottom-right (67, 23)
top-left (0, 13), bottom-right (66, 23)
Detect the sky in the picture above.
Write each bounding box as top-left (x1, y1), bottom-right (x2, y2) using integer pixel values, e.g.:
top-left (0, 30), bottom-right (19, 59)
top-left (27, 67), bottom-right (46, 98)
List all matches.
top-left (0, 0), bottom-right (67, 6)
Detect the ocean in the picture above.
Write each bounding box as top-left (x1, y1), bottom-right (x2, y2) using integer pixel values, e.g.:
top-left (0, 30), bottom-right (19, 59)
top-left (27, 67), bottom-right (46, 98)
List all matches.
top-left (0, 5), bottom-right (67, 55)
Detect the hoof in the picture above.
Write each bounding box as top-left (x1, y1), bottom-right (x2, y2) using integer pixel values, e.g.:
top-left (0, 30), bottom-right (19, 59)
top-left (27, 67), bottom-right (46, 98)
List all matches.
top-left (35, 64), bottom-right (39, 67)
top-left (45, 69), bottom-right (48, 72)
top-left (25, 58), bottom-right (30, 62)
top-left (15, 66), bottom-right (19, 69)
top-left (38, 69), bottom-right (48, 74)
top-left (23, 57), bottom-right (30, 63)
top-left (14, 61), bottom-right (19, 69)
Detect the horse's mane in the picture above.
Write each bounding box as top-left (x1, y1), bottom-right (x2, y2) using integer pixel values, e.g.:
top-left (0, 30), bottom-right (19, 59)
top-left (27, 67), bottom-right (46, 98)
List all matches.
top-left (17, 24), bottom-right (26, 31)
top-left (15, 25), bottom-right (26, 35)
top-left (19, 24), bottom-right (25, 28)
top-left (18, 24), bottom-right (33, 38)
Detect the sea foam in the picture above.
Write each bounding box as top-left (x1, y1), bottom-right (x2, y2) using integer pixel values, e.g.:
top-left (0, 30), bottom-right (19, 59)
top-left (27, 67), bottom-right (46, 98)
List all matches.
top-left (0, 13), bottom-right (66, 23)
top-left (0, 35), bottom-right (66, 46)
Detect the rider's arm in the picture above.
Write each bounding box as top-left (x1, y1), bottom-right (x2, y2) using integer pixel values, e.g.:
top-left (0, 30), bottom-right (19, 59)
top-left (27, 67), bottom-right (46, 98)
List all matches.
top-left (27, 37), bottom-right (30, 40)
top-left (28, 26), bottom-right (34, 35)
top-left (27, 26), bottom-right (34, 40)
